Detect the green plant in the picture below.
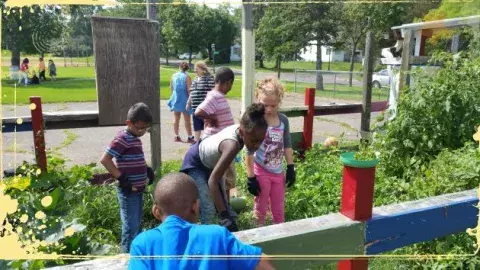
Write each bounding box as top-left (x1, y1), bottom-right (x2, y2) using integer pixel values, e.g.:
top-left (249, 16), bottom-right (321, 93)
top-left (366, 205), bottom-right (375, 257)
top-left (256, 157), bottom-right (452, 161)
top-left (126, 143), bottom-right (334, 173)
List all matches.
top-left (379, 50), bottom-right (480, 180)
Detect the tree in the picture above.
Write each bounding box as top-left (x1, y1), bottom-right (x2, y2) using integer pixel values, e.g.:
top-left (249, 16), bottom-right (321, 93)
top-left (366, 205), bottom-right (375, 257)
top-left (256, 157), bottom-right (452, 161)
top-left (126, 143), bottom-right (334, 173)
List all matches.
top-left (339, 2), bottom-right (413, 86)
top-left (1, 4), bottom-right (65, 66)
top-left (257, 4), bottom-right (310, 79)
top-left (302, 2), bottom-right (340, 90)
top-left (162, 3), bottom-right (202, 64)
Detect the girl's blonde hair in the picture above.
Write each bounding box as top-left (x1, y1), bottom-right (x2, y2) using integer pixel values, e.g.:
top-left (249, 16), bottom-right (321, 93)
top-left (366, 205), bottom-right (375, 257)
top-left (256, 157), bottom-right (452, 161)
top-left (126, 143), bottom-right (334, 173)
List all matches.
top-left (255, 77), bottom-right (285, 102)
top-left (194, 61), bottom-right (210, 76)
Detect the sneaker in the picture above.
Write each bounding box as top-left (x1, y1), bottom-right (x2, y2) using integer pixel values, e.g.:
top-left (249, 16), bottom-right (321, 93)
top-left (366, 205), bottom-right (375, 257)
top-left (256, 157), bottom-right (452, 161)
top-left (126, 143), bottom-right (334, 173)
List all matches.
top-left (187, 136), bottom-right (195, 144)
top-left (174, 136), bottom-right (181, 142)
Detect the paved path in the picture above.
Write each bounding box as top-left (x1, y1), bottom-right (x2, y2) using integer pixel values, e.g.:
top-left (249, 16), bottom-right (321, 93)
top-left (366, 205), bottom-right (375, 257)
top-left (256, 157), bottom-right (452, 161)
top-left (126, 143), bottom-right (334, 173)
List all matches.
top-left (1, 93), bottom-right (379, 170)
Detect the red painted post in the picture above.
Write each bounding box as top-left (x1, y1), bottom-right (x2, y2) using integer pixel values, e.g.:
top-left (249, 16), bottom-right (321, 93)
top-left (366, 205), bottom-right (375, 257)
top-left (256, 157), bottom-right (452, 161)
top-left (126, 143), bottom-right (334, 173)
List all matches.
top-left (340, 166), bottom-right (376, 221)
top-left (30, 97), bottom-right (47, 172)
top-left (302, 88), bottom-right (315, 151)
top-left (337, 158), bottom-right (377, 270)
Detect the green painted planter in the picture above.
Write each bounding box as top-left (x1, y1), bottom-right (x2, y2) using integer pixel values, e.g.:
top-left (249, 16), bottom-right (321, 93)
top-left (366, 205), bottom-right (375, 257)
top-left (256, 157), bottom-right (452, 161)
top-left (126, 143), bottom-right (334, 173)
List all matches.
top-left (340, 152), bottom-right (378, 168)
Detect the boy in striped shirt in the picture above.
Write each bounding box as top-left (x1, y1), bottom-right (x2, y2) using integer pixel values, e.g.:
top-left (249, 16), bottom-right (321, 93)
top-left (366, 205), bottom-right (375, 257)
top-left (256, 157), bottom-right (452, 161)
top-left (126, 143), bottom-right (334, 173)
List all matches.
top-left (100, 102), bottom-right (154, 254)
top-left (194, 67), bottom-right (237, 202)
top-left (195, 67), bottom-right (235, 137)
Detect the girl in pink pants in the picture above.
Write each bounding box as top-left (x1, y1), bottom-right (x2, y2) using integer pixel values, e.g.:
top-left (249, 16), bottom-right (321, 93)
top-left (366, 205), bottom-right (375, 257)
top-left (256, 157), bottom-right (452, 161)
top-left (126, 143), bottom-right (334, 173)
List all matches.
top-left (245, 77), bottom-right (296, 226)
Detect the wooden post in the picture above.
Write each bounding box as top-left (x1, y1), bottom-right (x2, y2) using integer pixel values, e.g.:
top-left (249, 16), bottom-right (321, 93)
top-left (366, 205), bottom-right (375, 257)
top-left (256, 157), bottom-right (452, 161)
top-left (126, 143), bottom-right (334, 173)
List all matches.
top-left (303, 88), bottom-right (315, 151)
top-left (241, 0), bottom-right (255, 115)
top-left (360, 31), bottom-right (374, 141)
top-left (146, 0), bottom-right (157, 21)
top-left (92, 16), bottom-right (161, 171)
top-left (337, 159), bottom-right (377, 270)
top-left (398, 29), bottom-right (413, 95)
top-left (147, 2), bottom-right (160, 172)
top-left (30, 97), bottom-right (47, 172)
top-left (451, 34), bottom-right (460, 53)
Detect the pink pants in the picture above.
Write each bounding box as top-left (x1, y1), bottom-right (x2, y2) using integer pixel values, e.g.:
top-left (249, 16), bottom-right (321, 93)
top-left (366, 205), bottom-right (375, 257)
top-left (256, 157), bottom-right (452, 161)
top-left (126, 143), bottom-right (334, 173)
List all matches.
top-left (253, 163), bottom-right (285, 226)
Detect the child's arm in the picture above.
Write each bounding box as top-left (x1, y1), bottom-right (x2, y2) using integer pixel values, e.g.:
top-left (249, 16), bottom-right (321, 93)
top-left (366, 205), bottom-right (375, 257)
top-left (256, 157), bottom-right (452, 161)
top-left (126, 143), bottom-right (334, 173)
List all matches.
top-left (281, 114), bottom-right (295, 187)
top-left (100, 152), bottom-right (121, 179)
top-left (186, 75), bottom-right (192, 95)
top-left (195, 95), bottom-right (218, 127)
top-left (209, 140), bottom-right (238, 212)
top-left (245, 153), bottom-right (255, 178)
top-left (170, 78), bottom-right (173, 93)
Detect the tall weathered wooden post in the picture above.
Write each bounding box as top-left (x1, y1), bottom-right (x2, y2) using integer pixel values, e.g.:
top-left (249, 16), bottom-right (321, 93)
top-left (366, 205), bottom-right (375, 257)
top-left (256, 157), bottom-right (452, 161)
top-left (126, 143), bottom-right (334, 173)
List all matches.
top-left (92, 16), bottom-right (161, 171)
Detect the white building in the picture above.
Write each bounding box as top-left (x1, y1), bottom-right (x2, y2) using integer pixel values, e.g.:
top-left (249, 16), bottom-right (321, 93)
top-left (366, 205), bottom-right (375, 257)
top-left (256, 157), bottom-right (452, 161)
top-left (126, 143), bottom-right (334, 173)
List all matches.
top-left (299, 44), bottom-right (363, 63)
top-left (230, 43), bottom-right (241, 61)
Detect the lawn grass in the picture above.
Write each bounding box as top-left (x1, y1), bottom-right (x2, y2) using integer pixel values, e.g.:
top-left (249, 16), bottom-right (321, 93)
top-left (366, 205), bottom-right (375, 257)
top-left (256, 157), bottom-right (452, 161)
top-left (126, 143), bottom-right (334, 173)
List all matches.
top-left (0, 66), bottom-right (243, 104)
top-left (221, 60), bottom-right (364, 73)
top-left (1, 65), bottom-right (386, 105)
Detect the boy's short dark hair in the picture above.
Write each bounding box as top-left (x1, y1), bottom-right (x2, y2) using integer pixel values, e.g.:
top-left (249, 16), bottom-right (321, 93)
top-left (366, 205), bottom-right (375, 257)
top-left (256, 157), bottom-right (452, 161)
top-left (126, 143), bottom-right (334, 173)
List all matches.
top-left (127, 102), bottom-right (153, 124)
top-left (215, 67), bottom-right (234, 84)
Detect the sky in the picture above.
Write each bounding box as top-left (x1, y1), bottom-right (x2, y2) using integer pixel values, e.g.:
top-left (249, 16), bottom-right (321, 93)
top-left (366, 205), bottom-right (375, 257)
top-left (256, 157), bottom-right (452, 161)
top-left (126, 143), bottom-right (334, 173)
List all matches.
top-left (186, 0), bottom-right (241, 8)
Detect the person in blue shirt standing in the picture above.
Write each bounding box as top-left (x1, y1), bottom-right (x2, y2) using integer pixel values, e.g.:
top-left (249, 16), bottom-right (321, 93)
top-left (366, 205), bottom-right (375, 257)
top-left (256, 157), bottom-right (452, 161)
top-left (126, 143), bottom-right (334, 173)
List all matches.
top-left (128, 172), bottom-right (275, 270)
top-left (168, 62), bottom-right (195, 143)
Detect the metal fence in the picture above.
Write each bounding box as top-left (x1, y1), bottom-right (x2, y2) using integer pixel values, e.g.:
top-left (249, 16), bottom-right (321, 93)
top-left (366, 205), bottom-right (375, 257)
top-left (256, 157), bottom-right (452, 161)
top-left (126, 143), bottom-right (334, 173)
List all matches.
top-left (290, 69), bottom-right (389, 103)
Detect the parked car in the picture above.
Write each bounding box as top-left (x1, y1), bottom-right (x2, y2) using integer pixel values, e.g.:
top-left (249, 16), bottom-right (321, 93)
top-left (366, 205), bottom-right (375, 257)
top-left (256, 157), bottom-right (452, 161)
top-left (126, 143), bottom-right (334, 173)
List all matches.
top-left (178, 53), bottom-right (197, 60)
top-left (372, 69), bottom-right (390, 89)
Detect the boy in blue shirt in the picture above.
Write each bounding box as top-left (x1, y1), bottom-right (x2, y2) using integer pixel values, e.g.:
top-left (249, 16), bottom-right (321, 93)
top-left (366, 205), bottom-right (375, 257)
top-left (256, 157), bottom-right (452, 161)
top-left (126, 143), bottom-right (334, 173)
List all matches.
top-left (128, 172), bottom-right (274, 270)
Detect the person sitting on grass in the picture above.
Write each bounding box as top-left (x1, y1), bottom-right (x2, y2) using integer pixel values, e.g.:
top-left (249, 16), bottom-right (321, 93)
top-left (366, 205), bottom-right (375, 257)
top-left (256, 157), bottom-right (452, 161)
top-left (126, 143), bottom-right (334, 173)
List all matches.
top-left (128, 172), bottom-right (275, 270)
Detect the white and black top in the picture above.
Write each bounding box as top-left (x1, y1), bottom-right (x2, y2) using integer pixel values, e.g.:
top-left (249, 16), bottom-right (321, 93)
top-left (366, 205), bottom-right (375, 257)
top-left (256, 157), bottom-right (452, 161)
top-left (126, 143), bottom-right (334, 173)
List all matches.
top-left (190, 74), bottom-right (215, 110)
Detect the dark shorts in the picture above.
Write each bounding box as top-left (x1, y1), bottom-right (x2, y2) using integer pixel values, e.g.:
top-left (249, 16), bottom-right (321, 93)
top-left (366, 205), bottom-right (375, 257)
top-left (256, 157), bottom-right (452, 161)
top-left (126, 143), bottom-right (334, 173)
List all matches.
top-left (192, 114), bottom-right (204, 132)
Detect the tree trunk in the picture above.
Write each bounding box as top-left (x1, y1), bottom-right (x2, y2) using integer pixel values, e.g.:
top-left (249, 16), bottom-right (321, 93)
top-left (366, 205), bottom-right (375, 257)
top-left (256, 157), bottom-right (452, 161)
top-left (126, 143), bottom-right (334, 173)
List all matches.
top-left (349, 41), bottom-right (357, 87)
top-left (316, 40), bottom-right (324, 91)
top-left (11, 47), bottom-right (20, 67)
top-left (165, 45), bottom-right (169, 66)
top-left (188, 45), bottom-right (193, 65)
top-left (276, 55), bottom-right (281, 79)
top-left (258, 52), bottom-right (264, 68)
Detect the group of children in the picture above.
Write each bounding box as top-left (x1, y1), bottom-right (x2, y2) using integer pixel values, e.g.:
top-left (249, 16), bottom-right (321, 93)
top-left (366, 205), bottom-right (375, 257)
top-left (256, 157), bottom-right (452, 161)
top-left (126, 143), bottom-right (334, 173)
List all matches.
top-left (100, 65), bottom-right (295, 268)
top-left (18, 57), bottom-right (57, 85)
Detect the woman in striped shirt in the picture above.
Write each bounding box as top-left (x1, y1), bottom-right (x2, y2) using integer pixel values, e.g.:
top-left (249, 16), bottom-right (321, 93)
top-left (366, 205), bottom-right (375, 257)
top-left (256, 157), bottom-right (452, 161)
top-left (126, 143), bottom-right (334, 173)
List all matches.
top-left (187, 61), bottom-right (215, 141)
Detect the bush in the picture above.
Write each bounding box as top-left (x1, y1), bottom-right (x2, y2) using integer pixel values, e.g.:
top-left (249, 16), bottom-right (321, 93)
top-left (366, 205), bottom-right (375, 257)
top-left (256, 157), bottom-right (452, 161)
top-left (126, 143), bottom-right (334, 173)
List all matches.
top-left (379, 51), bottom-right (480, 179)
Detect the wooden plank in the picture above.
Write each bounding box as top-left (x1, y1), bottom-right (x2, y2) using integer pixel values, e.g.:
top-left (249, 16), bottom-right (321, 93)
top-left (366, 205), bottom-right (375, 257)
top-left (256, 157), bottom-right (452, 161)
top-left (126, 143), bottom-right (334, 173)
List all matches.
top-left (366, 189), bottom-right (478, 255)
top-left (235, 213), bottom-right (365, 269)
top-left (92, 16), bottom-right (160, 126)
top-left (279, 106), bottom-right (307, 118)
top-left (391, 15), bottom-right (480, 31)
top-left (241, 0), bottom-right (255, 114)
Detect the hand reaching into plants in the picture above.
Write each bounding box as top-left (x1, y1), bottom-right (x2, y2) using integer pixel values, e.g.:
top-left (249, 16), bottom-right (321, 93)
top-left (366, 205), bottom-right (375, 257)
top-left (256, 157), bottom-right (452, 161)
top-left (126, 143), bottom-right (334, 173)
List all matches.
top-left (286, 164), bottom-right (296, 187)
top-left (247, 176), bottom-right (261, 196)
top-left (219, 211), bottom-right (239, 232)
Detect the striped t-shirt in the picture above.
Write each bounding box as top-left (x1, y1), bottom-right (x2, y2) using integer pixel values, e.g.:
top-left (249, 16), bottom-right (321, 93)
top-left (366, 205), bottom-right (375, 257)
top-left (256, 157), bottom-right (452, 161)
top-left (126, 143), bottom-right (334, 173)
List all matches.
top-left (190, 75), bottom-right (215, 110)
top-left (106, 129), bottom-right (148, 190)
top-left (197, 89), bottom-right (235, 136)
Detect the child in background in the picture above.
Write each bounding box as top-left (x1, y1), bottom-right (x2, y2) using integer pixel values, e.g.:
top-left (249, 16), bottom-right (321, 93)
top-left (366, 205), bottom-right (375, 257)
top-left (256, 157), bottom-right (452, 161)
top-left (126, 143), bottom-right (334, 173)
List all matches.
top-left (100, 102), bottom-right (155, 253)
top-left (20, 58), bottom-right (29, 85)
top-left (48, 60), bottom-right (56, 81)
top-left (195, 66), bottom-right (237, 201)
top-left (38, 57), bottom-right (46, 81)
top-left (180, 103), bottom-right (268, 232)
top-left (187, 61), bottom-right (215, 141)
top-left (245, 77), bottom-right (296, 227)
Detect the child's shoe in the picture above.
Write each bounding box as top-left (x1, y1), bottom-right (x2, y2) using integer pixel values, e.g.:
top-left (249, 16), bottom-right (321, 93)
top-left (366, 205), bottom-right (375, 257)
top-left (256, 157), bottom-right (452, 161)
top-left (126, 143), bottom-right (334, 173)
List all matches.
top-left (174, 135), bottom-right (181, 142)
